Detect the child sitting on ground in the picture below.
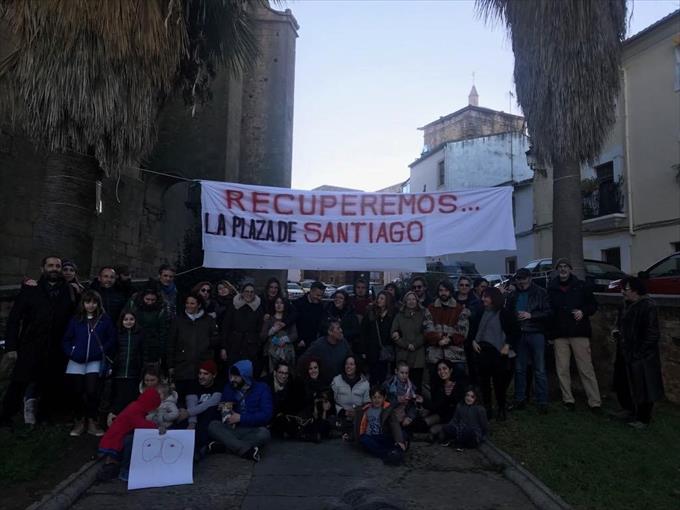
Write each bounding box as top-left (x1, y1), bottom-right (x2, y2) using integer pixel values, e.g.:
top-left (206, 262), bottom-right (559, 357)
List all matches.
top-left (97, 387), bottom-right (162, 481)
top-left (383, 361), bottom-right (424, 432)
top-left (146, 383), bottom-right (179, 433)
top-left (440, 387), bottom-right (489, 449)
top-left (355, 386), bottom-right (407, 465)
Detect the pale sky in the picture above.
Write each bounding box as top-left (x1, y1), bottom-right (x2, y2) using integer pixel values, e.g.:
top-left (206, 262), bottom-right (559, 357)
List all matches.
top-left (287, 0), bottom-right (679, 191)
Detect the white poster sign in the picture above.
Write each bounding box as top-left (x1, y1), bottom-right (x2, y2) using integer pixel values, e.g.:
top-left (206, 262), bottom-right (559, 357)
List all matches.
top-left (128, 429), bottom-right (195, 490)
top-left (201, 181), bottom-right (516, 270)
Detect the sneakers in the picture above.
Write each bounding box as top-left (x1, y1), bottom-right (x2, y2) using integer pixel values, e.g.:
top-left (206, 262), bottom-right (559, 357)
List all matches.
top-left (70, 419), bottom-right (86, 437)
top-left (207, 441), bottom-right (226, 455)
top-left (241, 446), bottom-right (261, 462)
top-left (87, 419), bottom-right (105, 437)
top-left (627, 420), bottom-right (647, 430)
top-left (96, 462), bottom-right (119, 482)
top-left (23, 398), bottom-right (37, 426)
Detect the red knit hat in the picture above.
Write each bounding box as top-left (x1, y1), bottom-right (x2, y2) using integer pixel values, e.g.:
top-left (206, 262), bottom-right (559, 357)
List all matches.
top-left (199, 360), bottom-right (218, 376)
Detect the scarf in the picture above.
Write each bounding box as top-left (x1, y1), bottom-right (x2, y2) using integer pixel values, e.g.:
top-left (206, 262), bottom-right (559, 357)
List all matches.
top-left (342, 373), bottom-right (361, 389)
top-left (475, 309), bottom-right (505, 352)
top-left (185, 309), bottom-right (205, 321)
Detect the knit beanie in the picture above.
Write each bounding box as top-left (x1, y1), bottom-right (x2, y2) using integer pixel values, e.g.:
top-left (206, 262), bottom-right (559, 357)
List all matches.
top-left (554, 258), bottom-right (573, 270)
top-left (199, 360), bottom-right (218, 376)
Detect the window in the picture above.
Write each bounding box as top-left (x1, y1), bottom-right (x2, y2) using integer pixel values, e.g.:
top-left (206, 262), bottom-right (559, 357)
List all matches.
top-left (595, 162), bottom-right (620, 216)
top-left (437, 160), bottom-right (445, 188)
top-left (672, 241), bottom-right (680, 253)
top-left (505, 257), bottom-right (517, 275)
top-left (602, 247), bottom-right (621, 269)
top-left (649, 254), bottom-right (680, 278)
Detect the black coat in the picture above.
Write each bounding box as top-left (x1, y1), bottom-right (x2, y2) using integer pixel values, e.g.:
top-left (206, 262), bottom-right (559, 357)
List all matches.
top-left (505, 284), bottom-right (552, 334)
top-left (168, 312), bottom-right (220, 381)
top-left (548, 275), bottom-right (598, 339)
top-left (293, 295), bottom-right (325, 345)
top-left (6, 277), bottom-right (76, 382)
top-left (359, 308), bottom-right (395, 363)
top-left (266, 375), bottom-right (305, 416)
top-left (89, 280), bottom-right (127, 324)
top-left (222, 295), bottom-right (264, 363)
top-left (615, 297), bottom-right (665, 404)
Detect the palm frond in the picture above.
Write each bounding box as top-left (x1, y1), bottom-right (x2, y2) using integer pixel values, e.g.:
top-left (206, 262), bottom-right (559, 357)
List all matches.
top-left (0, 0), bottom-right (261, 174)
top-left (476, 0), bottom-right (627, 165)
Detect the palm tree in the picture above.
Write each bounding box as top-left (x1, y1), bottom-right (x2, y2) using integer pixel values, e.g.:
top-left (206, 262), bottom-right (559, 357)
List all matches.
top-left (477, 0), bottom-right (627, 276)
top-left (0, 0), bottom-right (260, 174)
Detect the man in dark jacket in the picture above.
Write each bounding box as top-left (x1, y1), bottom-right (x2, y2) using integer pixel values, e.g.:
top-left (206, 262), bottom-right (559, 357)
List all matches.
top-left (505, 268), bottom-right (552, 412)
top-left (293, 282), bottom-right (326, 354)
top-left (0, 256), bottom-right (77, 427)
top-left (614, 277), bottom-right (664, 427)
top-left (207, 360), bottom-right (273, 461)
top-left (89, 266), bottom-right (127, 326)
top-left (548, 259), bottom-right (601, 411)
top-left (297, 321), bottom-right (352, 385)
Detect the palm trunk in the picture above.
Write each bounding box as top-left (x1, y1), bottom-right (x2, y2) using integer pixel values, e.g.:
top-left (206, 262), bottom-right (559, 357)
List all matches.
top-left (552, 157), bottom-right (585, 278)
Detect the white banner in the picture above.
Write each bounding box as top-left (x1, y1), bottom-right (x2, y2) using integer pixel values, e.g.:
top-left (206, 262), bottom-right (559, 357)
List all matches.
top-left (201, 181), bottom-right (516, 270)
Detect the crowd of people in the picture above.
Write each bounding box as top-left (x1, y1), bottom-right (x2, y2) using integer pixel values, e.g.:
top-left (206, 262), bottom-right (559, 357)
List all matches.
top-left (0, 256), bottom-right (665, 481)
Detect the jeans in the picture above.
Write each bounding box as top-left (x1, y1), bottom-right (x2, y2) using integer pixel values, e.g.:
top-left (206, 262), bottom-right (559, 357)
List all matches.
top-left (359, 433), bottom-right (395, 459)
top-left (208, 421), bottom-right (271, 456)
top-left (514, 333), bottom-right (548, 404)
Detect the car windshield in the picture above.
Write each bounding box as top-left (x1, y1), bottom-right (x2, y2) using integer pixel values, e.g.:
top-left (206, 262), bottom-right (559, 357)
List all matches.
top-left (288, 283), bottom-right (301, 289)
top-left (585, 262), bottom-right (624, 276)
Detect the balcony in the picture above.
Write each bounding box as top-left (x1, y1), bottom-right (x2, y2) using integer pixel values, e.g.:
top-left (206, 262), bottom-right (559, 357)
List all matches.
top-left (582, 179), bottom-right (626, 232)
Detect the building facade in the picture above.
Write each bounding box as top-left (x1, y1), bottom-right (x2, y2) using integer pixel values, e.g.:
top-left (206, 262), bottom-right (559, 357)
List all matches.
top-left (532, 10), bottom-right (680, 274)
top-left (408, 90), bottom-right (534, 275)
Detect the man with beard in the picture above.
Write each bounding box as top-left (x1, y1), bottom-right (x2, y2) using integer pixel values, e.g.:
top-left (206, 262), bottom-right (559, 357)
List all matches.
top-left (424, 279), bottom-right (471, 383)
top-left (89, 266), bottom-right (127, 326)
top-left (157, 264), bottom-right (178, 320)
top-left (207, 360), bottom-right (273, 461)
top-left (351, 278), bottom-right (373, 321)
top-left (0, 256), bottom-right (77, 428)
top-left (410, 276), bottom-right (432, 308)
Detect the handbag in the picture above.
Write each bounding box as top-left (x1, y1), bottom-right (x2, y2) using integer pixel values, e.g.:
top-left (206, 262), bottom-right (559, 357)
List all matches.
top-left (92, 324), bottom-right (114, 378)
top-left (375, 320), bottom-right (394, 362)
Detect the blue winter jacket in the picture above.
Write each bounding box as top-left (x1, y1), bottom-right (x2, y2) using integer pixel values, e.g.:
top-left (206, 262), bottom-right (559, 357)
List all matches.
top-left (62, 313), bottom-right (117, 363)
top-left (221, 359), bottom-right (273, 427)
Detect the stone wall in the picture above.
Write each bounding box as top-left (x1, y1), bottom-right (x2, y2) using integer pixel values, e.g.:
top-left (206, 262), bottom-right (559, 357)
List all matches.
top-left (590, 294), bottom-right (680, 404)
top-left (422, 107), bottom-right (525, 150)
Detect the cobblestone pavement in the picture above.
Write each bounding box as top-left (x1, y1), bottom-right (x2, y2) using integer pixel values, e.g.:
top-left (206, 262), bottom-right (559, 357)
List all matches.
top-left (72, 440), bottom-right (536, 509)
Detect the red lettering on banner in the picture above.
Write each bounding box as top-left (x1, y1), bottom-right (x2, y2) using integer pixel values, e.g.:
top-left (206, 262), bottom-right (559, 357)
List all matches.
top-left (375, 222), bottom-right (389, 243)
top-left (337, 222), bottom-right (348, 242)
top-left (273, 194), bottom-right (294, 215)
top-left (360, 195), bottom-right (378, 216)
top-left (380, 194), bottom-right (397, 215)
top-left (304, 222), bottom-right (322, 242)
top-left (389, 222), bottom-right (404, 242)
top-left (438, 194), bottom-right (457, 213)
top-left (322, 223), bottom-right (335, 242)
top-left (407, 221), bottom-right (424, 242)
top-left (252, 192), bottom-right (270, 213)
top-left (417, 194), bottom-right (435, 214)
top-left (300, 195), bottom-right (317, 215)
top-left (351, 222), bottom-right (367, 242)
top-left (320, 195), bottom-right (337, 216)
top-left (341, 194), bottom-right (358, 216)
top-left (398, 195), bottom-right (416, 215)
top-left (226, 190), bottom-right (245, 211)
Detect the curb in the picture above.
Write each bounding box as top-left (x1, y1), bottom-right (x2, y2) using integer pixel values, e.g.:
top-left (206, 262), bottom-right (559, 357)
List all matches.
top-left (479, 441), bottom-right (571, 510)
top-left (25, 458), bottom-right (102, 510)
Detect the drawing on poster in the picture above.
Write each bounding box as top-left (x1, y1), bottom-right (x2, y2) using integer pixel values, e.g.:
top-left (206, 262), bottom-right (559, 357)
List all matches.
top-left (128, 429), bottom-right (195, 490)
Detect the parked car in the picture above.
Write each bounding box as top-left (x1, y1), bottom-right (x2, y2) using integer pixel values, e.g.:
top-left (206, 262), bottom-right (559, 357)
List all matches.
top-left (323, 285), bottom-right (337, 299)
top-left (426, 261), bottom-right (482, 287)
top-left (608, 252), bottom-right (680, 295)
top-left (286, 281), bottom-right (305, 299)
top-left (483, 274), bottom-right (507, 287)
top-left (336, 284), bottom-right (354, 297)
top-left (299, 280), bottom-right (315, 293)
top-left (522, 258), bottom-right (627, 292)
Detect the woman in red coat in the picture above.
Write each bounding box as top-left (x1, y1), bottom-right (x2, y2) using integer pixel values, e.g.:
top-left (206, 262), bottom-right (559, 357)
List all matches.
top-left (97, 387), bottom-right (161, 480)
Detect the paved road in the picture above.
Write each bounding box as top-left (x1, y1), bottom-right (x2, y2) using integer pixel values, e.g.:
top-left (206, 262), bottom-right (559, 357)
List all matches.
top-left (72, 440), bottom-right (536, 509)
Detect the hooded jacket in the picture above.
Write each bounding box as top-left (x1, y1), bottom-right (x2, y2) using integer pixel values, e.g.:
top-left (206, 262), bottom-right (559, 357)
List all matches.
top-left (220, 360), bottom-right (273, 427)
top-left (98, 388), bottom-right (160, 456)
